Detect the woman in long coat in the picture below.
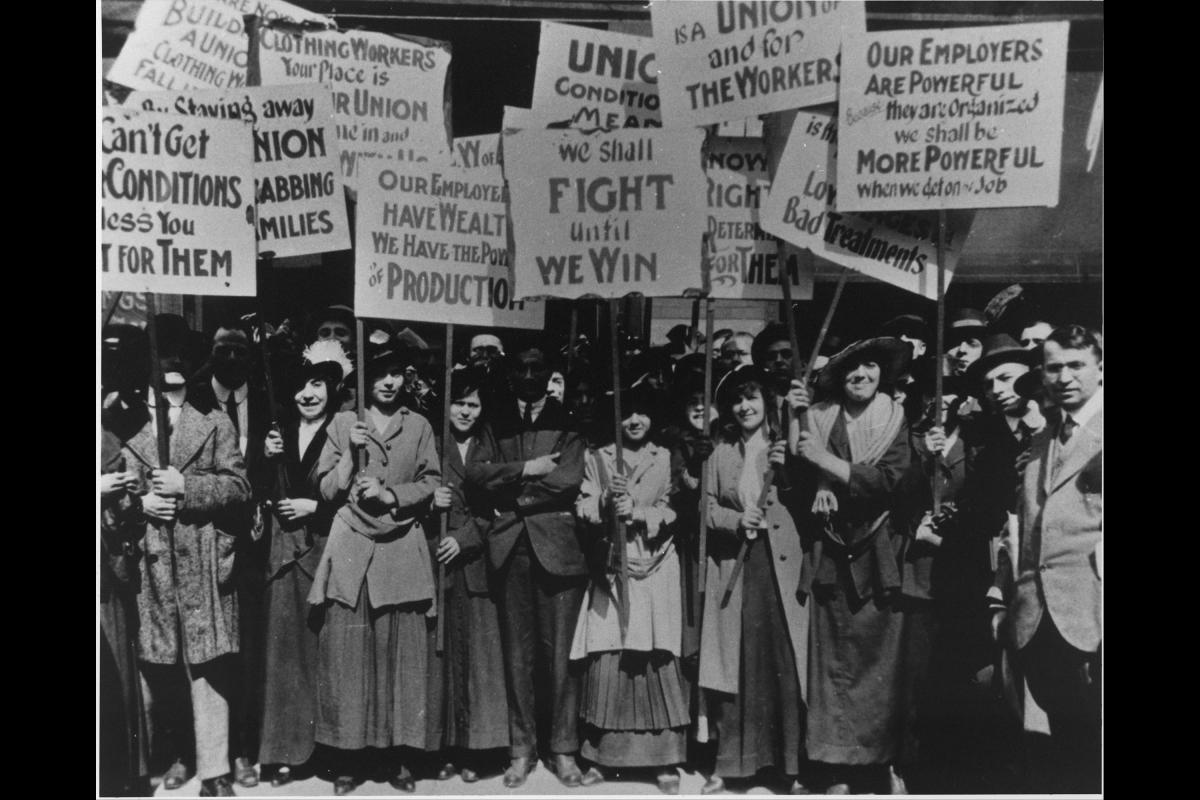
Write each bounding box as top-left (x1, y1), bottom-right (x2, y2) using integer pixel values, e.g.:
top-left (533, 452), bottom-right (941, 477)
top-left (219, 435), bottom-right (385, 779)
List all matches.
top-left (699, 365), bottom-right (810, 794)
top-left (256, 341), bottom-right (351, 786)
top-left (429, 367), bottom-right (510, 780)
top-left (571, 382), bottom-right (689, 793)
top-left (790, 337), bottom-right (917, 793)
top-left (309, 340), bottom-right (441, 795)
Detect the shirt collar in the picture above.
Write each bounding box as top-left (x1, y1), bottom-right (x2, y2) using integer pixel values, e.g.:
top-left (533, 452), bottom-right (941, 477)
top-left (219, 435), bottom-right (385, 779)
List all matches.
top-left (147, 387), bottom-right (186, 409)
top-left (211, 377), bottom-right (248, 405)
top-left (1065, 387), bottom-right (1103, 430)
top-left (517, 396), bottom-right (547, 420)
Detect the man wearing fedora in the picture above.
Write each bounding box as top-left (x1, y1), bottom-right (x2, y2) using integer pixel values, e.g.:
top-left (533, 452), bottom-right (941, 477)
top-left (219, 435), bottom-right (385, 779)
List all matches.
top-left (466, 346), bottom-right (589, 788)
top-left (991, 325), bottom-right (1102, 793)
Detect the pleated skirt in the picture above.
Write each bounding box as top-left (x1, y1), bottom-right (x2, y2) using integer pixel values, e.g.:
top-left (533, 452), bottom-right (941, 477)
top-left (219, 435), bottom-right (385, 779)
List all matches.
top-left (580, 650), bottom-right (690, 767)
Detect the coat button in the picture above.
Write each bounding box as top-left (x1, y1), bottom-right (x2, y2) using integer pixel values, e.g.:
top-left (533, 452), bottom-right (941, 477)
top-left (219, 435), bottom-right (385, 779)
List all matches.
top-left (772, 523), bottom-right (780, 529)
top-left (779, 553), bottom-right (787, 561)
top-left (1039, 564), bottom-right (1049, 572)
top-left (386, 444), bottom-right (392, 451)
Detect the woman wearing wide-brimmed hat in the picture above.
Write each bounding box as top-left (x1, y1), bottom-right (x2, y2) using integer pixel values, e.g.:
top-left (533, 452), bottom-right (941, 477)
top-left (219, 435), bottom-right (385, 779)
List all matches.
top-left (699, 364), bottom-right (811, 794)
top-left (256, 340), bottom-right (351, 787)
top-left (309, 339), bottom-right (442, 795)
top-left (789, 337), bottom-right (919, 794)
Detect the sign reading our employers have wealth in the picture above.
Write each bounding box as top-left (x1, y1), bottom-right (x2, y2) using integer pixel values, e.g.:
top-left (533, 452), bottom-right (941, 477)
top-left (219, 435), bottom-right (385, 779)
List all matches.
top-left (125, 84), bottom-right (350, 260)
top-left (107, 0), bottom-right (332, 93)
top-left (530, 22), bottom-right (660, 131)
top-left (760, 108), bottom-right (973, 300)
top-left (705, 138), bottom-right (813, 300)
top-left (836, 21), bottom-right (1070, 211)
top-left (651, 1), bottom-right (865, 128)
top-left (258, 26), bottom-right (451, 187)
top-left (101, 108), bottom-right (257, 297)
top-left (503, 127), bottom-right (707, 299)
top-left (356, 135), bottom-right (544, 329)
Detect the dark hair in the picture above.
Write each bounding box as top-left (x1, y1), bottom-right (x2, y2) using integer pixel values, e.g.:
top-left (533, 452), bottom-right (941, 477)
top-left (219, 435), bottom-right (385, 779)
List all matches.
top-left (449, 366), bottom-right (489, 406)
top-left (1044, 325), bottom-right (1102, 362)
top-left (716, 377), bottom-right (780, 442)
top-left (830, 348), bottom-right (897, 397)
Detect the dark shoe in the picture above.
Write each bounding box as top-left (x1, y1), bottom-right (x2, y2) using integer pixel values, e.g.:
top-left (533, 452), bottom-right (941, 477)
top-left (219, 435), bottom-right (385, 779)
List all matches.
top-left (503, 756), bottom-right (532, 789)
top-left (460, 767), bottom-right (480, 783)
top-left (552, 754), bottom-right (583, 788)
top-left (199, 775), bottom-right (236, 797)
top-left (333, 775), bottom-right (358, 796)
top-left (580, 766), bottom-right (605, 787)
top-left (234, 757), bottom-right (258, 788)
top-left (163, 759), bottom-right (189, 790)
top-left (388, 767), bottom-right (416, 793)
top-left (270, 766), bottom-right (293, 788)
top-left (436, 762), bottom-right (457, 781)
top-left (656, 769), bottom-right (681, 794)
top-left (700, 775), bottom-right (725, 795)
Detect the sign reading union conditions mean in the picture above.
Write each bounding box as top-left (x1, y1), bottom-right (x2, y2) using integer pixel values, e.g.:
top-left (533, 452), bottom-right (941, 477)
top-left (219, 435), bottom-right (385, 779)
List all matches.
top-left (107, 0), bottom-right (332, 92)
top-left (356, 135), bottom-right (544, 329)
top-left (259, 27), bottom-right (451, 187)
top-left (761, 108), bottom-right (973, 300)
top-left (504, 127), bottom-right (707, 299)
top-left (705, 138), bottom-right (813, 300)
top-left (651, 1), bottom-right (865, 128)
top-left (836, 21), bottom-right (1070, 211)
top-left (101, 108), bottom-right (257, 297)
top-left (125, 84), bottom-right (351, 259)
top-left (531, 22), bottom-right (660, 131)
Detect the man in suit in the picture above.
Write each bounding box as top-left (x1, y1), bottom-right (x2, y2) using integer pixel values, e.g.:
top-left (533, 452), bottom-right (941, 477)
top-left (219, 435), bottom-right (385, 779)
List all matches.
top-left (991, 325), bottom-right (1102, 793)
top-left (465, 346), bottom-right (588, 788)
top-left (188, 322), bottom-right (271, 788)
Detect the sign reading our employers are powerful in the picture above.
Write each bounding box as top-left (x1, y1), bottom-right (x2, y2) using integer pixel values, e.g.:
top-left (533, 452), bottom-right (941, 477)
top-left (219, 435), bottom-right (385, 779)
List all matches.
top-left (503, 127), bottom-right (707, 299)
top-left (125, 84), bottom-right (351, 259)
top-left (760, 108), bottom-right (973, 300)
top-left (101, 108), bottom-right (257, 297)
top-left (836, 21), bottom-right (1070, 211)
top-left (356, 134), bottom-right (545, 329)
top-left (651, 1), bottom-right (865, 127)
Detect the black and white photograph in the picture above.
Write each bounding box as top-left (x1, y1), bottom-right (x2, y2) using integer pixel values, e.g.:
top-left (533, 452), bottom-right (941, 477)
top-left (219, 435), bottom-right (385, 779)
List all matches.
top-left (99, 1), bottom-right (1103, 796)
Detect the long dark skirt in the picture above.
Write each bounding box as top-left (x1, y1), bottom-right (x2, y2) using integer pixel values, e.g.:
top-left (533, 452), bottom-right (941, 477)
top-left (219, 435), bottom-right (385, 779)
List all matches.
top-left (259, 563), bottom-right (320, 767)
top-left (806, 578), bottom-right (909, 765)
top-left (314, 586), bottom-right (437, 751)
top-left (580, 651), bottom-right (690, 767)
top-left (99, 592), bottom-right (149, 793)
top-left (711, 539), bottom-right (804, 778)
top-left (441, 569), bottom-right (509, 750)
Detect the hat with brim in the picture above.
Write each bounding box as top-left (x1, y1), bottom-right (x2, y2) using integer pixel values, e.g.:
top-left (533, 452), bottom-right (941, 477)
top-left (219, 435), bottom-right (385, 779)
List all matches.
top-left (1014, 367), bottom-right (1045, 400)
top-left (597, 377), bottom-right (662, 427)
top-left (965, 333), bottom-right (1037, 386)
top-left (945, 308), bottom-right (988, 347)
top-left (364, 339), bottom-right (413, 378)
top-left (715, 364), bottom-right (774, 410)
top-left (881, 314), bottom-right (931, 343)
top-left (816, 337), bottom-right (911, 395)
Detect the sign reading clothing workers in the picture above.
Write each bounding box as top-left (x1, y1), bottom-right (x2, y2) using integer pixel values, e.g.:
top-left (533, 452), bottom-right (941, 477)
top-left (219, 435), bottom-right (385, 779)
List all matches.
top-left (124, 84), bottom-right (350, 259)
top-left (651, 1), bottom-right (864, 127)
top-left (258, 27), bottom-right (451, 187)
top-left (101, 108), bottom-right (257, 297)
top-left (356, 135), bottom-right (544, 329)
top-left (760, 108), bottom-right (973, 300)
top-left (705, 138), bottom-right (812, 300)
top-left (107, 0), bottom-right (332, 92)
top-left (836, 21), bottom-right (1070, 211)
top-left (531, 22), bottom-right (660, 131)
top-left (504, 127), bottom-right (707, 299)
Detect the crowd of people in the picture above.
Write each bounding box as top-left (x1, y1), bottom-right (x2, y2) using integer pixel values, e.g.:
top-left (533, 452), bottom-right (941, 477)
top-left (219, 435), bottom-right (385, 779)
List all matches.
top-left (99, 299), bottom-right (1102, 796)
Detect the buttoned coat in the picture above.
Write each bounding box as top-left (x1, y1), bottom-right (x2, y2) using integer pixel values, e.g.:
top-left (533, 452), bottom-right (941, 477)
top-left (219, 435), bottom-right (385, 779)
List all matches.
top-left (698, 439), bottom-right (809, 699)
top-left (120, 402), bottom-right (251, 665)
top-left (466, 399), bottom-right (588, 576)
top-left (441, 436), bottom-right (491, 595)
top-left (1007, 408), bottom-right (1103, 652)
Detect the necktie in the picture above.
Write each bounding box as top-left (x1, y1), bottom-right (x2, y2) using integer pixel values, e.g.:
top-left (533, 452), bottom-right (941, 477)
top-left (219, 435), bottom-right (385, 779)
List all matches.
top-left (1059, 415), bottom-right (1077, 445)
top-left (225, 396), bottom-right (240, 437)
top-left (522, 402), bottom-right (534, 428)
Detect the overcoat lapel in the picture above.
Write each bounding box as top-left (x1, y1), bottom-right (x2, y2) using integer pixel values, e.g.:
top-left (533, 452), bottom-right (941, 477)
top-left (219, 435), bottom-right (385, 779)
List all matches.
top-left (171, 405), bottom-right (216, 472)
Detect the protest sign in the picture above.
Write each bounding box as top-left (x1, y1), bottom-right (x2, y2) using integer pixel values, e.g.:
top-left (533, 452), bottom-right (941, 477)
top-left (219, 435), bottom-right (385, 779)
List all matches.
top-left (504, 127), bottom-right (707, 299)
top-left (530, 22), bottom-right (660, 131)
top-left (101, 108), bottom-right (257, 297)
top-left (704, 137), bottom-right (812, 300)
top-left (108, 0), bottom-right (332, 92)
top-left (651, 1), bottom-right (864, 127)
top-left (760, 108), bottom-right (973, 299)
top-left (259, 27), bottom-right (451, 186)
top-left (835, 21), bottom-right (1070, 211)
top-left (355, 134), bottom-right (545, 329)
top-left (125, 84), bottom-right (350, 259)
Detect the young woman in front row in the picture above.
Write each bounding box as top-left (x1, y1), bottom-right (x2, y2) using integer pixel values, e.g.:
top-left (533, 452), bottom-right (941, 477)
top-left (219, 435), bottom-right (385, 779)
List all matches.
top-left (571, 380), bottom-right (690, 794)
